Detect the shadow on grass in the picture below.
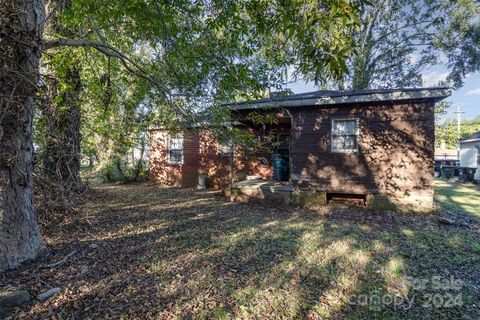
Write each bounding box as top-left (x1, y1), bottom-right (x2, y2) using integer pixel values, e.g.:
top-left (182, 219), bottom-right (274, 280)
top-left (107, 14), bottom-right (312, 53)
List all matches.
top-left (434, 180), bottom-right (480, 221)
top-left (3, 184), bottom-right (479, 319)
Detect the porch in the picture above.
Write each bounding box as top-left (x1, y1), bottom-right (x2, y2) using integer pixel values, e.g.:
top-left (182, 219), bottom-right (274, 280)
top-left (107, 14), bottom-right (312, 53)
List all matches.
top-left (232, 109), bottom-right (292, 183)
top-left (226, 180), bottom-right (295, 204)
top-left (226, 180), bottom-right (369, 208)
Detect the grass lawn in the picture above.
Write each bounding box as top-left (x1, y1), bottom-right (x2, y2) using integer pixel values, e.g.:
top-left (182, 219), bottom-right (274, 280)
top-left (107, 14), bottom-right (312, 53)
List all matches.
top-left (435, 180), bottom-right (480, 219)
top-left (3, 184), bottom-right (479, 319)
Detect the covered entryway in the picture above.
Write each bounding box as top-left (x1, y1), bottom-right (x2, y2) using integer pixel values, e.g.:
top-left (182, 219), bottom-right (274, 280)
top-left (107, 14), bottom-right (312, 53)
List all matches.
top-left (231, 107), bottom-right (291, 182)
top-left (272, 134), bottom-right (290, 181)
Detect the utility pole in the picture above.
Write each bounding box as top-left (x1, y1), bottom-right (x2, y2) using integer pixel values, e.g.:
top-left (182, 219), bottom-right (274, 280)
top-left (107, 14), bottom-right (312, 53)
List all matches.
top-left (454, 104), bottom-right (465, 163)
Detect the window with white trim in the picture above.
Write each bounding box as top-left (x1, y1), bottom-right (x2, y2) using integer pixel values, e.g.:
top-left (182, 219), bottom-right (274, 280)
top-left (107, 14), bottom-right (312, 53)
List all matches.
top-left (331, 119), bottom-right (359, 153)
top-left (168, 134), bottom-right (183, 164)
top-left (218, 141), bottom-right (233, 156)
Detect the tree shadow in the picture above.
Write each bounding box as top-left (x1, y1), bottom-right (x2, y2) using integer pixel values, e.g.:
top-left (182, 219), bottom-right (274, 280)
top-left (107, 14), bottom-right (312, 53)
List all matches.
top-left (292, 101), bottom-right (435, 213)
top-left (2, 185), bottom-right (479, 319)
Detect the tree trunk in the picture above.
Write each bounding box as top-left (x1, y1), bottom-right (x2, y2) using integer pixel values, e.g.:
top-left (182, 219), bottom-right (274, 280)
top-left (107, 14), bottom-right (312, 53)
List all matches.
top-left (0, 0), bottom-right (46, 271)
top-left (40, 0), bottom-right (85, 193)
top-left (131, 140), bottom-right (146, 182)
top-left (42, 66), bottom-right (85, 192)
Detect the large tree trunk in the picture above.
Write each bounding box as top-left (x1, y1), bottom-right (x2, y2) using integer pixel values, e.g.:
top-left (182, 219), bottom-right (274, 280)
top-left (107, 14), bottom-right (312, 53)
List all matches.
top-left (0, 0), bottom-right (46, 271)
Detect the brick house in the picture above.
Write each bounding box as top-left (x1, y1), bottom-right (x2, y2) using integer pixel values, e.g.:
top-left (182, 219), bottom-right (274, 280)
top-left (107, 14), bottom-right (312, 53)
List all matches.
top-left (149, 129), bottom-right (273, 189)
top-left (150, 87), bottom-right (450, 212)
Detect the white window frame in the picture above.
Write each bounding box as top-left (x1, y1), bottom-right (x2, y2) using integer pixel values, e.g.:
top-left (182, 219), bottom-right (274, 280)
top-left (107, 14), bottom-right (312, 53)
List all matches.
top-left (331, 118), bottom-right (359, 153)
top-left (218, 140), bottom-right (233, 156)
top-left (167, 134), bottom-right (184, 164)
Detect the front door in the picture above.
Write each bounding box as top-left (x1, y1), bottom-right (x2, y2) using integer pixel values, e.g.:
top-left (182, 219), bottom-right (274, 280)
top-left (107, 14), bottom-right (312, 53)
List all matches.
top-left (273, 134), bottom-right (290, 181)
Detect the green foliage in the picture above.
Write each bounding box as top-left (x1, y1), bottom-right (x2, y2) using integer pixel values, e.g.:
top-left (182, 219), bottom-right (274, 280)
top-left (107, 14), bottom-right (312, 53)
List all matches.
top-left (50, 0), bottom-right (362, 105)
top-left (38, 0), bottom-right (363, 181)
top-left (435, 116), bottom-right (480, 149)
top-left (99, 155), bottom-right (149, 183)
top-left (435, 0), bottom-right (480, 88)
top-left (339, 0), bottom-right (480, 90)
top-left (434, 101), bottom-right (451, 122)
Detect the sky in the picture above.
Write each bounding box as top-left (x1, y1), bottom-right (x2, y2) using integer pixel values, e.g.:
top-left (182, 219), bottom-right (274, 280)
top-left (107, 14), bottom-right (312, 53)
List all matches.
top-left (285, 67), bottom-right (480, 123)
top-left (438, 72), bottom-right (480, 121)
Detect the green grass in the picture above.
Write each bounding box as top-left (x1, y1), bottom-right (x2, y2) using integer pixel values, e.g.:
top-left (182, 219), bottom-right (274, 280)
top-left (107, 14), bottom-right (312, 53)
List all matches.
top-left (435, 180), bottom-right (480, 219)
top-left (5, 184), bottom-right (480, 319)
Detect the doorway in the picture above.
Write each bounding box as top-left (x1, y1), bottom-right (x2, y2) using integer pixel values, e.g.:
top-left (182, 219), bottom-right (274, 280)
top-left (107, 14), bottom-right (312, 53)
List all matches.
top-left (272, 134), bottom-right (290, 181)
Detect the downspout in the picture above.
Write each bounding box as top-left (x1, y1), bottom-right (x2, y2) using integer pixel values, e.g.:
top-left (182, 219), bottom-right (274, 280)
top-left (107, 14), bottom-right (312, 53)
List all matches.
top-left (230, 141), bottom-right (235, 186)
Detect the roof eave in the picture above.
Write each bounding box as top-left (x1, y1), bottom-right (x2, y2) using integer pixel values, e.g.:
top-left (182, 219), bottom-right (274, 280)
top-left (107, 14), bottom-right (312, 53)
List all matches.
top-left (227, 88), bottom-right (451, 110)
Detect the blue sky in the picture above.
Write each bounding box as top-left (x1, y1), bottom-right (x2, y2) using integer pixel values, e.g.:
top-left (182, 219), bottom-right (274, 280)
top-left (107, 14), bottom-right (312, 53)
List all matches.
top-left (442, 72), bottom-right (480, 121)
top-left (286, 68), bottom-right (480, 122)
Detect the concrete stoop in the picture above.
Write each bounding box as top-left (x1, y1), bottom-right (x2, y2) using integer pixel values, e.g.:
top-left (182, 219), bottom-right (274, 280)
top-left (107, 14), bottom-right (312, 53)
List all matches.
top-left (225, 180), bottom-right (434, 213)
top-left (226, 180), bottom-right (294, 205)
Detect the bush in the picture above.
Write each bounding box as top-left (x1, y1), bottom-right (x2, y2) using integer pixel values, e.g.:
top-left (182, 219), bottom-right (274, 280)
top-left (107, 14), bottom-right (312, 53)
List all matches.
top-left (100, 155), bottom-right (148, 183)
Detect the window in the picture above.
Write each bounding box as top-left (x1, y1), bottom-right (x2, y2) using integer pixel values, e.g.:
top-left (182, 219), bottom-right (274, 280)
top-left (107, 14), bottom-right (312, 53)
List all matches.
top-left (331, 119), bottom-right (359, 153)
top-left (218, 141), bottom-right (233, 156)
top-left (275, 134), bottom-right (289, 155)
top-left (168, 134), bottom-right (183, 164)
top-left (476, 145), bottom-right (480, 166)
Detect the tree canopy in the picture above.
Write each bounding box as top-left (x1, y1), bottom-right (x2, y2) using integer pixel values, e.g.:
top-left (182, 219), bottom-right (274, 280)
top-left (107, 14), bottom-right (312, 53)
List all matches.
top-left (335, 0), bottom-right (480, 90)
top-left (1, 0), bottom-right (363, 271)
top-left (436, 117), bottom-right (480, 149)
top-left (39, 0), bottom-right (363, 181)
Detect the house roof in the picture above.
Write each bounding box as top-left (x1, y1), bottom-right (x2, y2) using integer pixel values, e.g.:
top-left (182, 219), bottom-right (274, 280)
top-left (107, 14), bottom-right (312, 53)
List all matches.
top-left (435, 148), bottom-right (458, 157)
top-left (460, 131), bottom-right (480, 143)
top-left (226, 87), bottom-right (451, 110)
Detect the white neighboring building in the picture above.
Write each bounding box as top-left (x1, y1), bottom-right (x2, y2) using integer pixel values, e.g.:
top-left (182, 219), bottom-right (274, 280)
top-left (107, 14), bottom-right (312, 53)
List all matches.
top-left (459, 131), bottom-right (480, 182)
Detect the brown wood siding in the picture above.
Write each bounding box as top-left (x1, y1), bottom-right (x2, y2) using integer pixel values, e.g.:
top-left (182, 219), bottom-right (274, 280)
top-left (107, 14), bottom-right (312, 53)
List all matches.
top-left (290, 101), bottom-right (435, 195)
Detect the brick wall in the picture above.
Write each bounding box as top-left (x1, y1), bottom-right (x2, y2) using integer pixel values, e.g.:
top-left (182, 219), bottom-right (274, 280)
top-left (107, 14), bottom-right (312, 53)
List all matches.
top-left (149, 129), bottom-right (273, 189)
top-left (290, 101), bottom-right (435, 195)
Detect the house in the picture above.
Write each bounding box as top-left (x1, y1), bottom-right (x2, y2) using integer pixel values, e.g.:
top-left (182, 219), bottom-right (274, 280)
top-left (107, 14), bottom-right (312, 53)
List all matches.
top-left (459, 131), bottom-right (480, 182)
top-left (149, 87), bottom-right (451, 212)
top-left (435, 147), bottom-right (458, 162)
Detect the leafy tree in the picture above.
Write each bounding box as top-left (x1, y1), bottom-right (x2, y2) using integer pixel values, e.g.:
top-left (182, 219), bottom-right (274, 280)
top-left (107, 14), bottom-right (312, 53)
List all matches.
top-left (36, 0), bottom-right (86, 193)
top-left (435, 119), bottom-right (458, 149)
top-left (435, 101), bottom-right (452, 122)
top-left (339, 0), bottom-right (480, 90)
top-left (435, 116), bottom-right (480, 149)
top-left (437, 0), bottom-right (480, 88)
top-left (0, 0), bottom-right (360, 271)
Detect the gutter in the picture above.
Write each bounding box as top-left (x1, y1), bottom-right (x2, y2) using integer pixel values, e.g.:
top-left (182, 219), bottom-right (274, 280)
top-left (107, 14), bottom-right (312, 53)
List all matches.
top-left (460, 138), bottom-right (480, 143)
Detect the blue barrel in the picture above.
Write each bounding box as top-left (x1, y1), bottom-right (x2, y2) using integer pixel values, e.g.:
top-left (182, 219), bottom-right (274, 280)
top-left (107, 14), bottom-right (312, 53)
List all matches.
top-left (272, 154), bottom-right (288, 181)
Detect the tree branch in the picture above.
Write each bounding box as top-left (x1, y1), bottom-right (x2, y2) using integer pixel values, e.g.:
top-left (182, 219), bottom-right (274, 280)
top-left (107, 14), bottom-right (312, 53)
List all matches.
top-left (43, 38), bottom-right (190, 117)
